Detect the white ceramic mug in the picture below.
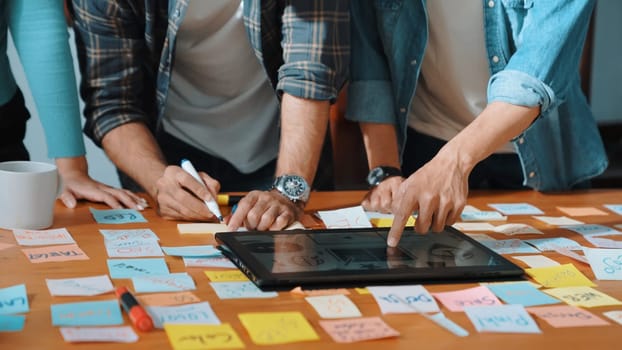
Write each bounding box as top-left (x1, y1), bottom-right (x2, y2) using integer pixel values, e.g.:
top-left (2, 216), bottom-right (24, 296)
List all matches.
top-left (0, 161), bottom-right (62, 230)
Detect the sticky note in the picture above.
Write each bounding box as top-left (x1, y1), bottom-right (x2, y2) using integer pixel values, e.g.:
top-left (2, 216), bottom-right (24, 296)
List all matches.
top-left (493, 223), bottom-right (543, 235)
top-left (210, 282), bottom-right (278, 299)
top-left (107, 258), bottom-right (169, 279)
top-left (59, 326), bottom-right (138, 343)
top-left (460, 211), bottom-right (507, 221)
top-left (479, 239), bottom-right (539, 254)
top-left (487, 281), bottom-right (560, 307)
top-left (46, 275), bottom-right (114, 297)
top-left (90, 207), bottom-right (147, 224)
top-left (239, 312), bottom-right (319, 345)
top-left (543, 286), bottom-right (622, 308)
top-left (0, 314), bottom-right (26, 332)
top-left (527, 305), bottom-right (609, 327)
top-left (512, 255), bottom-right (560, 268)
top-left (51, 300), bottom-right (123, 326)
top-left (22, 244), bottom-right (89, 263)
top-left (132, 273), bottom-right (196, 293)
top-left (290, 287), bottom-right (349, 296)
top-left (464, 304), bottom-right (541, 333)
top-left (105, 240), bottom-right (163, 258)
top-left (525, 264), bottom-right (596, 288)
top-left (452, 222), bottom-right (496, 231)
top-left (533, 216), bottom-right (584, 226)
top-left (561, 224), bottom-right (621, 237)
top-left (177, 223), bottom-right (228, 234)
top-left (147, 302), bottom-right (220, 329)
top-left (204, 270), bottom-right (249, 282)
top-left (369, 216), bottom-right (416, 228)
top-left (604, 204), bottom-right (622, 215)
top-left (432, 286), bottom-right (502, 312)
top-left (583, 247), bottom-right (622, 280)
top-left (162, 245), bottom-right (221, 257)
top-left (305, 294), bottom-right (362, 318)
top-left (12, 228), bottom-right (75, 246)
top-left (367, 285), bottom-right (439, 314)
top-left (557, 207), bottom-right (609, 217)
top-left (183, 256), bottom-right (236, 268)
top-left (99, 229), bottom-right (159, 242)
top-left (164, 323), bottom-right (244, 350)
top-left (0, 284), bottom-right (29, 315)
top-left (488, 203), bottom-right (543, 215)
top-left (319, 317), bottom-right (400, 343)
top-left (603, 310), bottom-right (622, 325)
top-left (317, 206), bottom-right (373, 229)
top-left (137, 291), bottom-right (200, 307)
top-left (524, 237), bottom-right (582, 251)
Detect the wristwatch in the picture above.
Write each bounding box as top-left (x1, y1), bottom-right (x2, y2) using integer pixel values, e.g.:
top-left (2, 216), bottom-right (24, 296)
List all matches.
top-left (272, 174), bottom-right (310, 203)
top-left (366, 166), bottom-right (402, 187)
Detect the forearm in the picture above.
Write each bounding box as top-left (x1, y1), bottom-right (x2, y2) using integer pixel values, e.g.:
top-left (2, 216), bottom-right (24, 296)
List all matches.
top-left (276, 93), bottom-right (330, 185)
top-left (360, 122), bottom-right (401, 170)
top-left (442, 101), bottom-right (540, 173)
top-left (101, 122), bottom-right (167, 197)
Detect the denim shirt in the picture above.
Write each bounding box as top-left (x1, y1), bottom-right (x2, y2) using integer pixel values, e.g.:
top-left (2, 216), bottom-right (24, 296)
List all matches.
top-left (347, 0), bottom-right (607, 191)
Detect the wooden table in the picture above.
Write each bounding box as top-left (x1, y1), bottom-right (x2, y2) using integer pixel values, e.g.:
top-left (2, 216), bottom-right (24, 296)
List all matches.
top-left (2, 189), bottom-right (622, 349)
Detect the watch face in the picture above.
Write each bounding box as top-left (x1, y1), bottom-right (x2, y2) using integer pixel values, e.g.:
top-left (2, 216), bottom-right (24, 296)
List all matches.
top-left (283, 176), bottom-right (307, 198)
top-left (367, 167), bottom-right (384, 185)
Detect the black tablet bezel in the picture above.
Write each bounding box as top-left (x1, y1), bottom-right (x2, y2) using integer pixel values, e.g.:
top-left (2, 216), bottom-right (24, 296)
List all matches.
top-left (215, 227), bottom-right (524, 291)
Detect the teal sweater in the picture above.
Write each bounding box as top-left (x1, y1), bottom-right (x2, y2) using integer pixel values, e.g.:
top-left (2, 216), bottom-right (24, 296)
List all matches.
top-left (1, 0), bottom-right (85, 158)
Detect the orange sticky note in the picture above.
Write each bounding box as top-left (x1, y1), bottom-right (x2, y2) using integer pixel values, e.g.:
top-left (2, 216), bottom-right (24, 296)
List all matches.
top-left (319, 317), bottom-right (400, 343)
top-left (557, 207), bottom-right (609, 217)
top-left (527, 305), bottom-right (609, 327)
top-left (525, 264), bottom-right (596, 288)
top-left (21, 244), bottom-right (89, 263)
top-left (137, 291), bottom-right (201, 306)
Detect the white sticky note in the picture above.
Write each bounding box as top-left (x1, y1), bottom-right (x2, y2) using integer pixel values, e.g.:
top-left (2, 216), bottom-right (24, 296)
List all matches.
top-left (60, 326), bottom-right (138, 343)
top-left (147, 302), bottom-right (220, 329)
top-left (177, 223), bottom-right (228, 234)
top-left (494, 223), bottom-right (543, 235)
top-left (583, 247), bottom-right (622, 280)
top-left (525, 237), bottom-right (582, 251)
top-left (367, 285), bottom-right (440, 314)
top-left (13, 228), bottom-right (75, 246)
top-left (317, 206), bottom-right (373, 229)
top-left (452, 222), bottom-right (496, 232)
top-left (512, 255), bottom-right (560, 268)
top-left (533, 216), bottom-right (584, 226)
top-left (305, 294), bottom-right (362, 319)
top-left (604, 204), bottom-right (622, 215)
top-left (479, 239), bottom-right (539, 254)
top-left (46, 275), bottom-right (114, 297)
top-left (603, 310), bottom-right (622, 325)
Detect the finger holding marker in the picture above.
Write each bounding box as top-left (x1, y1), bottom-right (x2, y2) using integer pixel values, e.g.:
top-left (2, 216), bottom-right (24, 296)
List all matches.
top-left (180, 159), bottom-right (224, 222)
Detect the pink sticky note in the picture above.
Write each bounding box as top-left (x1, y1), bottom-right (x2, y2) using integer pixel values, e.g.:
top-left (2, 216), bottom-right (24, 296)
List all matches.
top-left (21, 244), bottom-right (89, 263)
top-left (319, 317), bottom-right (399, 343)
top-left (527, 305), bottom-right (609, 328)
top-left (432, 286), bottom-right (502, 312)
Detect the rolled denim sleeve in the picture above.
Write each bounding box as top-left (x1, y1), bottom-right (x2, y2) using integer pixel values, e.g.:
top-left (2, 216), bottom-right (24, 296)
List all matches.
top-left (345, 1), bottom-right (395, 124)
top-left (488, 69), bottom-right (556, 111)
top-left (277, 1), bottom-right (349, 102)
top-left (71, 0), bottom-right (149, 146)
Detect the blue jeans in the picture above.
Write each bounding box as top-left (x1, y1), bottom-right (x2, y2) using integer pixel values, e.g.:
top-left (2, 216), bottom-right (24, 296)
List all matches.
top-left (0, 89), bottom-right (30, 162)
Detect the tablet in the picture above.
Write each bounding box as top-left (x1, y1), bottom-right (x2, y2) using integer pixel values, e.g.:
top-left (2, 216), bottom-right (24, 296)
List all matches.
top-left (215, 227), bottom-right (524, 290)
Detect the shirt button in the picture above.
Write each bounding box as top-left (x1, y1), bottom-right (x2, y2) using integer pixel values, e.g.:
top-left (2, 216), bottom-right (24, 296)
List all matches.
top-left (518, 137), bottom-right (524, 145)
top-left (529, 171), bottom-right (536, 178)
top-left (488, 1), bottom-right (495, 8)
top-left (492, 55), bottom-right (500, 63)
top-left (400, 107), bottom-right (406, 113)
top-left (173, 8), bottom-right (181, 18)
top-left (410, 59), bottom-right (417, 66)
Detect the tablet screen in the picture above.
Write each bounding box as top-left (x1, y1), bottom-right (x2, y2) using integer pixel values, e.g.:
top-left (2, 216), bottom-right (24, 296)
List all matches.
top-left (216, 227), bottom-right (523, 289)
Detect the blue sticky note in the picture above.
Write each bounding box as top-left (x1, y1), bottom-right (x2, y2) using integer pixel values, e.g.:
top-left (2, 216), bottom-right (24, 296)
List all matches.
top-left (460, 211), bottom-right (506, 221)
top-left (0, 284), bottom-right (29, 315)
top-left (107, 258), bottom-right (170, 279)
top-left (487, 282), bottom-right (560, 307)
top-left (161, 245), bottom-right (221, 257)
top-left (525, 237), bottom-right (582, 251)
top-left (132, 273), bottom-right (196, 293)
top-left (488, 203), bottom-right (544, 215)
top-left (146, 302), bottom-right (220, 329)
top-left (210, 282), bottom-right (278, 299)
top-left (90, 208), bottom-right (147, 224)
top-left (583, 247), bottom-right (622, 280)
top-left (464, 304), bottom-right (541, 333)
top-left (51, 300), bottom-right (123, 326)
top-left (604, 204), bottom-right (622, 215)
top-left (0, 314), bottom-right (26, 332)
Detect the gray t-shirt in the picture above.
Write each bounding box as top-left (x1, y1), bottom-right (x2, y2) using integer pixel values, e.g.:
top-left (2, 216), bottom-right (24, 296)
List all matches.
top-left (408, 0), bottom-right (514, 153)
top-left (163, 0), bottom-right (280, 173)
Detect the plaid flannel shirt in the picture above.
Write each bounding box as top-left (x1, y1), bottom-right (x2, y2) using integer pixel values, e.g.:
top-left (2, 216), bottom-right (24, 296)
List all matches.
top-left (71, 0), bottom-right (349, 146)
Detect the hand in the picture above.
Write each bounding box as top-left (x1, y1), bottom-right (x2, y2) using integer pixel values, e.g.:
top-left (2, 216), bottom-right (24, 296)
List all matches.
top-left (56, 157), bottom-right (146, 209)
top-left (154, 165), bottom-right (221, 221)
top-left (362, 176), bottom-right (404, 213)
top-left (387, 150), bottom-right (469, 247)
top-left (227, 190), bottom-right (302, 231)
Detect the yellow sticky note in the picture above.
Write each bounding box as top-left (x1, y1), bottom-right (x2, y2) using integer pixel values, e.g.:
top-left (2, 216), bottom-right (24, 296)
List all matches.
top-left (238, 312), bottom-right (319, 345)
top-left (525, 263), bottom-right (596, 288)
top-left (164, 323), bottom-right (245, 350)
top-left (543, 286), bottom-right (622, 308)
top-left (370, 216), bottom-right (416, 228)
top-left (204, 270), bottom-right (249, 282)
top-left (355, 287), bottom-right (370, 295)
